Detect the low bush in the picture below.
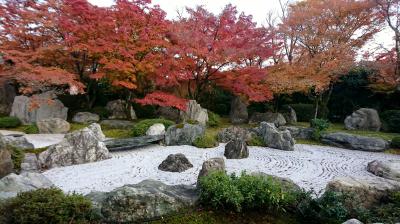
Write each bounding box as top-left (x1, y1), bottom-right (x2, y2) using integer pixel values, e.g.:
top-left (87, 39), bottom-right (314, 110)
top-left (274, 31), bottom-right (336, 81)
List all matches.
top-left (381, 110), bottom-right (400, 133)
top-left (207, 111), bottom-right (221, 127)
top-left (310, 118), bottom-right (330, 141)
top-left (198, 171), bottom-right (305, 213)
top-left (288, 104), bottom-right (315, 122)
top-left (193, 134), bottom-right (218, 148)
top-left (0, 188), bottom-right (96, 224)
top-left (10, 146), bottom-right (24, 171)
top-left (0, 116), bottom-right (21, 128)
top-left (23, 124), bottom-right (39, 134)
top-left (131, 118), bottom-right (175, 136)
top-left (391, 137), bottom-right (400, 149)
top-left (355, 192), bottom-right (400, 224)
top-left (246, 136), bottom-right (266, 147)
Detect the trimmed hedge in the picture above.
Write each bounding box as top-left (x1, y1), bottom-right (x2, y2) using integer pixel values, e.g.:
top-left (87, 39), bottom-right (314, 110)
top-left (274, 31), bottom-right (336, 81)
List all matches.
top-left (288, 104), bottom-right (315, 122)
top-left (131, 118), bottom-right (175, 137)
top-left (0, 116), bottom-right (21, 128)
top-left (381, 110), bottom-right (400, 133)
top-left (0, 188), bottom-right (96, 224)
top-left (207, 111), bottom-right (221, 127)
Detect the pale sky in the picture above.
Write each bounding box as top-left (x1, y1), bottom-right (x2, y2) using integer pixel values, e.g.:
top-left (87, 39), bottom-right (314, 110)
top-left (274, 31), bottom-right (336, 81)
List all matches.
top-left (88, 0), bottom-right (394, 57)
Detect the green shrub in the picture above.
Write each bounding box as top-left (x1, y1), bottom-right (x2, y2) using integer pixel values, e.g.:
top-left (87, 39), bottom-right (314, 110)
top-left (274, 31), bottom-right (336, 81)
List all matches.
top-left (10, 146), bottom-right (24, 171)
top-left (198, 171), bottom-right (304, 213)
top-left (207, 111), bottom-right (221, 127)
top-left (310, 118), bottom-right (330, 141)
top-left (288, 104), bottom-right (315, 122)
top-left (391, 137), bottom-right (400, 149)
top-left (131, 118), bottom-right (175, 137)
top-left (355, 192), bottom-right (400, 224)
top-left (246, 136), bottom-right (266, 147)
top-left (23, 124), bottom-right (39, 134)
top-left (193, 134), bottom-right (218, 148)
top-left (90, 106), bottom-right (109, 119)
top-left (381, 110), bottom-right (400, 133)
top-left (0, 116), bottom-right (21, 128)
top-left (0, 188), bottom-right (96, 224)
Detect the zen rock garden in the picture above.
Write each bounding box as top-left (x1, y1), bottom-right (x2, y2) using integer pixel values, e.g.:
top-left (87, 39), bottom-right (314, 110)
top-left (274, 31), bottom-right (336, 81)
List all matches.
top-left (1, 0), bottom-right (400, 223)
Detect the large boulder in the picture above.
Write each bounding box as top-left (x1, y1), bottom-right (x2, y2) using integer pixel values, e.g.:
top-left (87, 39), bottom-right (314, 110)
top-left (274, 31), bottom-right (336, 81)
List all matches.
top-left (165, 123), bottom-right (205, 146)
top-left (367, 160), bottom-right (400, 181)
top-left (20, 153), bottom-right (39, 173)
top-left (326, 176), bottom-right (400, 209)
top-left (229, 96), bottom-right (248, 124)
top-left (100, 119), bottom-right (134, 129)
top-left (37, 118), bottom-right (70, 134)
top-left (180, 100), bottom-right (208, 125)
top-left (0, 146), bottom-right (13, 178)
top-left (72, 112), bottom-right (100, 124)
top-left (282, 106), bottom-right (297, 124)
top-left (0, 134), bottom-right (34, 149)
top-left (344, 108), bottom-right (381, 131)
top-left (249, 112), bottom-right (287, 127)
top-left (259, 122), bottom-right (295, 151)
top-left (146, 123), bottom-right (165, 136)
top-left (86, 180), bottom-right (198, 223)
top-left (279, 126), bottom-right (314, 140)
top-left (106, 99), bottom-right (137, 120)
top-left (321, 132), bottom-right (389, 152)
top-left (38, 123), bottom-right (110, 169)
top-left (217, 126), bottom-right (252, 143)
top-left (197, 158), bottom-right (225, 181)
top-left (10, 91), bottom-right (68, 124)
top-left (156, 107), bottom-right (181, 123)
top-left (0, 80), bottom-right (17, 116)
top-left (158, 153), bottom-right (193, 172)
top-left (342, 219), bottom-right (363, 224)
top-left (224, 139), bottom-right (249, 159)
top-left (0, 172), bottom-right (54, 200)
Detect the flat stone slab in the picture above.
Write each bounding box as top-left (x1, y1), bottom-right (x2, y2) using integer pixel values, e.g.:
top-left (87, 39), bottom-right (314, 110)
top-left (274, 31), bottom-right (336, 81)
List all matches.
top-left (42, 144), bottom-right (400, 195)
top-left (104, 135), bottom-right (164, 151)
top-left (0, 130), bottom-right (64, 148)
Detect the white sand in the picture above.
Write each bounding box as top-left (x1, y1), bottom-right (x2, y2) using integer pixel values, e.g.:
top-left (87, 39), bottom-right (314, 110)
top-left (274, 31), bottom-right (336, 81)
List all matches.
top-left (42, 144), bottom-right (400, 195)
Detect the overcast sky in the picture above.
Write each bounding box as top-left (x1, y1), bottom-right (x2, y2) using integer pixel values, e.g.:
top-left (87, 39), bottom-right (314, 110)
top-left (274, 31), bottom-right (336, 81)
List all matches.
top-left (88, 0), bottom-right (394, 56)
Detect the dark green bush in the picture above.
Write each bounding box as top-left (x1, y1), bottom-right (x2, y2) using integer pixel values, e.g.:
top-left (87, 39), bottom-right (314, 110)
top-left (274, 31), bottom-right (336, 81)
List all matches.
top-left (131, 118), bottom-right (175, 137)
top-left (23, 124), bottom-right (39, 134)
top-left (207, 111), bottom-right (221, 127)
top-left (0, 188), bottom-right (96, 224)
top-left (0, 116), bottom-right (21, 128)
top-left (246, 136), bottom-right (266, 147)
top-left (198, 171), bottom-right (304, 213)
top-left (288, 104), bottom-right (315, 122)
top-left (10, 146), bottom-right (24, 171)
top-left (193, 134), bottom-right (218, 148)
top-left (310, 118), bottom-right (330, 141)
top-left (90, 106), bottom-right (109, 119)
top-left (381, 110), bottom-right (400, 133)
top-left (391, 137), bottom-right (400, 149)
top-left (132, 103), bottom-right (157, 119)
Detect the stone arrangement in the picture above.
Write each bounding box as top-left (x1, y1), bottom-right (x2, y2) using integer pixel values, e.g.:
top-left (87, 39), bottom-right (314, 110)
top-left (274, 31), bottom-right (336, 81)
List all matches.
top-left (321, 132), bottom-right (389, 152)
top-left (72, 112), bottom-right (100, 124)
top-left (165, 123), bottom-right (205, 146)
top-left (179, 100), bottom-right (208, 125)
top-left (258, 122), bottom-right (295, 151)
top-left (158, 153), bottom-right (193, 172)
top-left (249, 112), bottom-right (287, 127)
top-left (229, 96), bottom-right (248, 124)
top-left (37, 118), bottom-right (70, 134)
top-left (344, 108), bottom-right (381, 131)
top-left (106, 99), bottom-right (137, 120)
top-left (224, 139), bottom-right (249, 159)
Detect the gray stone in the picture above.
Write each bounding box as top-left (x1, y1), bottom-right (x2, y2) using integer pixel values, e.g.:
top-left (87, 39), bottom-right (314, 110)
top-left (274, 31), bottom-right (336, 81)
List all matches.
top-left (283, 106), bottom-right (297, 124)
top-left (86, 180), bottom-right (198, 223)
top-left (0, 81), bottom-right (17, 116)
top-left (180, 100), bottom-right (208, 125)
top-left (158, 153), bottom-right (193, 172)
top-left (10, 91), bottom-right (68, 124)
top-left (165, 123), bottom-right (205, 146)
top-left (197, 158), bottom-right (225, 181)
top-left (321, 132), bottom-right (389, 152)
top-left (279, 126), bottom-right (314, 140)
top-left (0, 172), bottom-right (54, 200)
top-left (224, 139), bottom-right (249, 159)
top-left (249, 112), bottom-right (287, 127)
top-left (104, 135), bottom-right (164, 151)
top-left (342, 219), bottom-right (363, 224)
top-left (100, 119), bottom-right (134, 129)
top-left (38, 123), bottom-right (110, 169)
top-left (259, 122), bottom-right (295, 151)
top-left (146, 123), bottom-right (165, 136)
top-left (0, 145), bottom-right (13, 178)
top-left (156, 107), bottom-right (181, 122)
top-left (217, 126), bottom-right (252, 143)
top-left (326, 176), bottom-right (400, 209)
top-left (37, 118), bottom-right (70, 134)
top-left (229, 96), bottom-right (248, 124)
top-left (72, 112), bottom-right (100, 124)
top-left (367, 160), bottom-right (400, 181)
top-left (106, 100), bottom-right (136, 120)
top-left (0, 134), bottom-right (34, 149)
top-left (20, 153), bottom-right (39, 173)
top-left (344, 108), bottom-right (381, 131)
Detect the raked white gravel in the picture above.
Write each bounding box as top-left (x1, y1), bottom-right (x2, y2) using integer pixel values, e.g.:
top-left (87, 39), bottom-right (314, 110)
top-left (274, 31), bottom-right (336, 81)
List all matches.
top-left (42, 143), bottom-right (400, 195)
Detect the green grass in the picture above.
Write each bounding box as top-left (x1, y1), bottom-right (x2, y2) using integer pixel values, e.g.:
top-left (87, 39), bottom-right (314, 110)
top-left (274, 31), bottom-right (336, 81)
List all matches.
top-left (102, 129), bottom-right (132, 139)
top-left (296, 139), bottom-right (328, 146)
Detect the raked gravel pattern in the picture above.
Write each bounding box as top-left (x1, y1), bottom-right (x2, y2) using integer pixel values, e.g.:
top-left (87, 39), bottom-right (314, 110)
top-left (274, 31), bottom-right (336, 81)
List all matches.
top-left (43, 144), bottom-right (400, 195)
